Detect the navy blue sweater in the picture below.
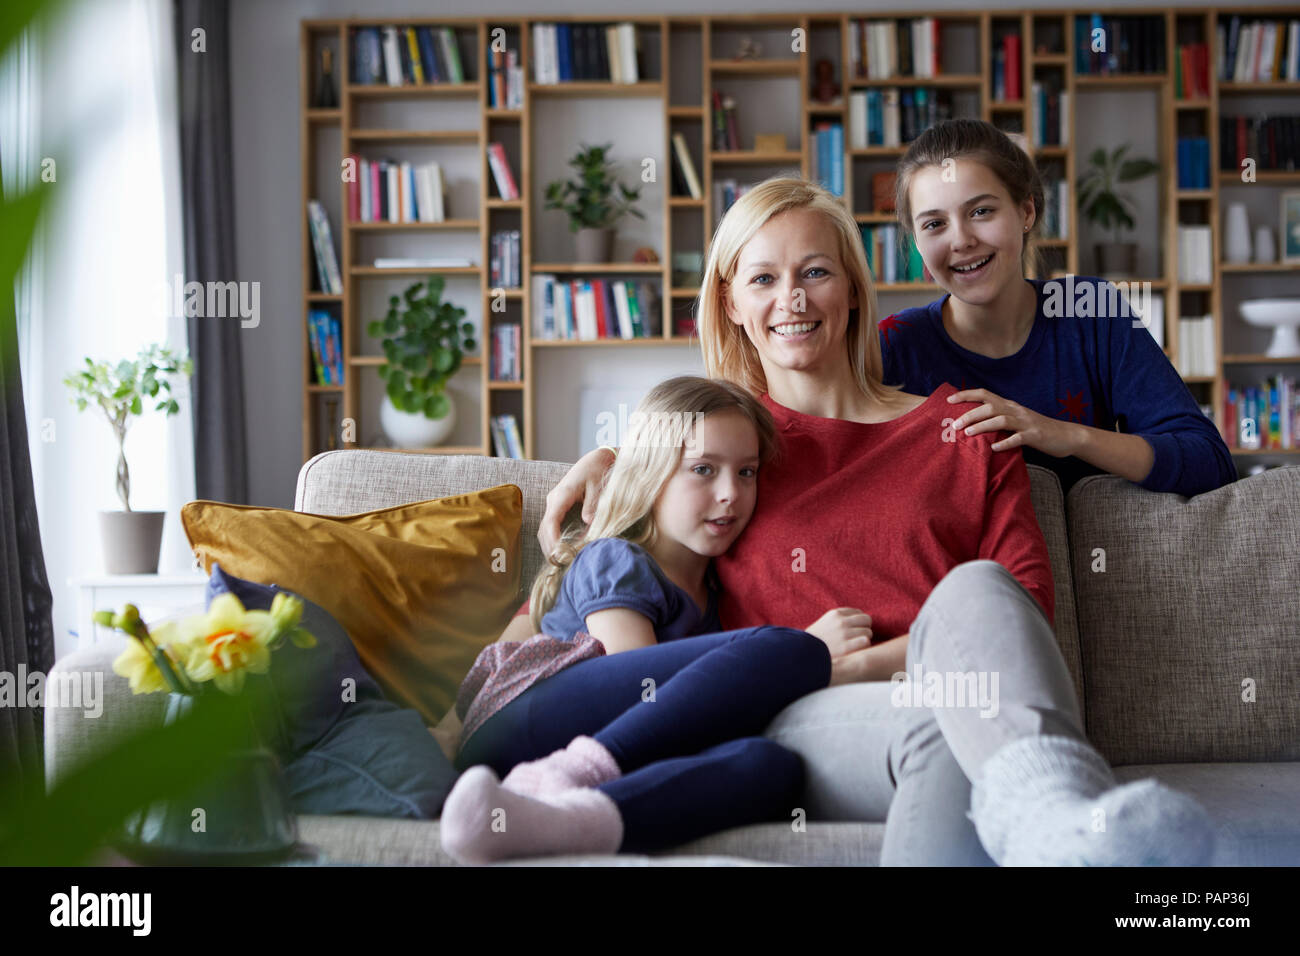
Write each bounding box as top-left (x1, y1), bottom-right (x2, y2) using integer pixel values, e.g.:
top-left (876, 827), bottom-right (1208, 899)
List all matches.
top-left (878, 277), bottom-right (1237, 496)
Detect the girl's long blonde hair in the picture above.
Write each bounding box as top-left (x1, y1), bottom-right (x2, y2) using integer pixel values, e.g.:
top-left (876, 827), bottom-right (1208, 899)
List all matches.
top-left (695, 176), bottom-right (906, 404)
top-left (529, 375), bottom-right (778, 634)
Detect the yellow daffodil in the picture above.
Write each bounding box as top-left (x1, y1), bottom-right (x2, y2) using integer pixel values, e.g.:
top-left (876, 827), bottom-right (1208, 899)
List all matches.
top-left (106, 592), bottom-right (315, 696)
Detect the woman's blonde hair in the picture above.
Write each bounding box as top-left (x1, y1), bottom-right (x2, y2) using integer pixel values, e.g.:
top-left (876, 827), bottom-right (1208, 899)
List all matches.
top-left (696, 177), bottom-right (905, 404)
top-left (528, 375), bottom-right (778, 634)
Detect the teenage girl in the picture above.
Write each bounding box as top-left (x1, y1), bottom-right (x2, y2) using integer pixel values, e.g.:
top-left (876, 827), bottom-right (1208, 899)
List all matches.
top-left (884, 118), bottom-right (1235, 496)
top-left (440, 376), bottom-right (867, 863)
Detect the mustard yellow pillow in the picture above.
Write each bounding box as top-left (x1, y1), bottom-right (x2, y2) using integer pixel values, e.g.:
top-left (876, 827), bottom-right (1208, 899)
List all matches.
top-left (181, 485), bottom-right (522, 726)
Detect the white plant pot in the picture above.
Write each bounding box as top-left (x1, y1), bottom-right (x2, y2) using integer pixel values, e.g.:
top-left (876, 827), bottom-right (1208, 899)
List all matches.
top-left (379, 392), bottom-right (455, 448)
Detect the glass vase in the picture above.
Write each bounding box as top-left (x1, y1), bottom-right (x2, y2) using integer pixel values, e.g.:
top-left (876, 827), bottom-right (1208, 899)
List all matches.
top-left (117, 692), bottom-right (298, 864)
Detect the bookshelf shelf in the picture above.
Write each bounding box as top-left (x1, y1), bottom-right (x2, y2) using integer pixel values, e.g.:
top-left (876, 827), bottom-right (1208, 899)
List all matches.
top-left (1224, 355), bottom-right (1300, 365)
top-left (1229, 447), bottom-right (1300, 456)
top-left (710, 150), bottom-right (803, 163)
top-left (348, 266), bottom-right (482, 276)
top-left (529, 81), bottom-right (665, 95)
top-left (348, 220), bottom-right (480, 230)
top-left (301, 10), bottom-right (1300, 466)
top-left (1219, 262), bottom-right (1299, 274)
top-left (349, 130), bottom-right (479, 143)
top-left (346, 83), bottom-right (482, 98)
top-left (849, 75), bottom-right (983, 88)
top-left (709, 59), bottom-right (801, 74)
top-left (531, 262), bottom-right (663, 273)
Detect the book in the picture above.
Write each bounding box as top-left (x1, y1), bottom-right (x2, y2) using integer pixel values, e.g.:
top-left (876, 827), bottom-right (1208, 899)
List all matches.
top-left (671, 132), bottom-right (702, 199)
top-left (308, 310), bottom-right (328, 384)
top-left (486, 143), bottom-right (519, 199)
top-left (306, 200), bottom-right (342, 294)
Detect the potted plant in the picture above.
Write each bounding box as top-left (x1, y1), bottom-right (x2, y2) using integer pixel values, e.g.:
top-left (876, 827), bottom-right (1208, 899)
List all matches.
top-left (1075, 144), bottom-right (1159, 278)
top-left (63, 344), bottom-right (193, 574)
top-left (368, 275), bottom-right (476, 448)
top-left (544, 143), bottom-right (645, 263)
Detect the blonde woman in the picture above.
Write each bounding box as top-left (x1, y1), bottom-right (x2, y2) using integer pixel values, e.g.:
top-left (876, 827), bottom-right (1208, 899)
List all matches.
top-left (532, 178), bottom-right (1216, 866)
top-left (441, 376), bottom-right (859, 864)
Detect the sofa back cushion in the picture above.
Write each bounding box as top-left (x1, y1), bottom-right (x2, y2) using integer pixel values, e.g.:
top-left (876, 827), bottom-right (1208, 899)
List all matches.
top-left (1067, 467), bottom-right (1300, 764)
top-left (296, 451), bottom-right (573, 604)
top-left (1025, 465), bottom-right (1085, 725)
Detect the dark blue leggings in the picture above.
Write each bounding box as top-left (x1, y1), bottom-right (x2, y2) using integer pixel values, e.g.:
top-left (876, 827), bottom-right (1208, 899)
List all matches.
top-left (455, 626), bottom-right (832, 853)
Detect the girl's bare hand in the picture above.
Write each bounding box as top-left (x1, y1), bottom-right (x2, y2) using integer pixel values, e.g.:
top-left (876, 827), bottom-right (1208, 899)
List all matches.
top-left (539, 447), bottom-right (617, 556)
top-left (805, 607), bottom-right (873, 659)
top-left (948, 388), bottom-right (1081, 457)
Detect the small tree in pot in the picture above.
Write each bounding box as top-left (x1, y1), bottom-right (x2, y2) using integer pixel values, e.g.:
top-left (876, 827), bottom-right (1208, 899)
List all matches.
top-left (63, 343), bottom-right (194, 574)
top-left (544, 143), bottom-right (645, 263)
top-left (1076, 144), bottom-right (1159, 278)
top-left (368, 275), bottom-right (476, 448)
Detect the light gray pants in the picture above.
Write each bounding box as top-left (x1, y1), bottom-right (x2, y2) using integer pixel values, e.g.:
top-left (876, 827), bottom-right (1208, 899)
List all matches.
top-left (764, 559), bottom-right (1088, 866)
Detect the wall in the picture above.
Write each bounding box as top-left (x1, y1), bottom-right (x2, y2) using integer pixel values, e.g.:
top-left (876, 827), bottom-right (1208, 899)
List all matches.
top-left (228, 0), bottom-right (1296, 507)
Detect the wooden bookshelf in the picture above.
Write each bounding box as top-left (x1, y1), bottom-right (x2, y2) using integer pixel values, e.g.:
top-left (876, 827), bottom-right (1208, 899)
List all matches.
top-left (301, 9), bottom-right (1300, 465)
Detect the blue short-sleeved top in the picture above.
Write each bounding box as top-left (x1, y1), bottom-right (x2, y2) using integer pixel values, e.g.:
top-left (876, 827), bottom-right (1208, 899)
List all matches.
top-left (540, 537), bottom-right (722, 643)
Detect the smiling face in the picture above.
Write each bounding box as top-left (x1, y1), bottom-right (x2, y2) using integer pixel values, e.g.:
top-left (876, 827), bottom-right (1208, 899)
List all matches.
top-left (908, 158), bottom-right (1036, 306)
top-left (651, 409), bottom-right (760, 561)
top-left (723, 207), bottom-right (858, 382)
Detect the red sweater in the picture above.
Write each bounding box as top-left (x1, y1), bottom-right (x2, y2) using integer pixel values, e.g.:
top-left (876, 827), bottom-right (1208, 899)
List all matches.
top-left (715, 383), bottom-right (1054, 639)
top-left (516, 383), bottom-right (1054, 639)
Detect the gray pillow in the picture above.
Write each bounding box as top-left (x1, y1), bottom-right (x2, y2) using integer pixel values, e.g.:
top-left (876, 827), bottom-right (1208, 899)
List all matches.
top-left (206, 563), bottom-right (458, 818)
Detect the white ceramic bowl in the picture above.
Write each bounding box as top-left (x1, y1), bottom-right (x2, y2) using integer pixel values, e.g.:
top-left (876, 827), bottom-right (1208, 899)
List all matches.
top-left (1239, 299), bottom-right (1300, 358)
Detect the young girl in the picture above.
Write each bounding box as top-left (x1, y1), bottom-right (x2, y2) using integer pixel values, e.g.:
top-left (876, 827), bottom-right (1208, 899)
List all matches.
top-left (441, 376), bottom-right (867, 863)
top-left (536, 178), bottom-right (1216, 866)
top-left (884, 117), bottom-right (1235, 496)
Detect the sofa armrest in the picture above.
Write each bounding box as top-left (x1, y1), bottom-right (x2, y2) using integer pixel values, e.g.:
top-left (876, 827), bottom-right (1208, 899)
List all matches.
top-left (43, 638), bottom-right (169, 791)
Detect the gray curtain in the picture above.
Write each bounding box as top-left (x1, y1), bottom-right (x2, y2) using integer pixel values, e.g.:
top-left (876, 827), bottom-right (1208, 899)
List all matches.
top-left (0, 161), bottom-right (54, 790)
top-left (175, 0), bottom-right (247, 504)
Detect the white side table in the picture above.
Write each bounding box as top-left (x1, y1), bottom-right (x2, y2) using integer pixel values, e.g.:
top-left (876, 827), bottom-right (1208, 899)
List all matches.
top-left (71, 573), bottom-right (210, 649)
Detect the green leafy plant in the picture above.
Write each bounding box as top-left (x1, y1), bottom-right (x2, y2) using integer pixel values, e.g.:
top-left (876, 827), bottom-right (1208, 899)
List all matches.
top-left (62, 344), bottom-right (193, 511)
top-left (1075, 144), bottom-right (1160, 244)
top-left (367, 275), bottom-right (476, 420)
top-left (544, 143), bottom-right (645, 232)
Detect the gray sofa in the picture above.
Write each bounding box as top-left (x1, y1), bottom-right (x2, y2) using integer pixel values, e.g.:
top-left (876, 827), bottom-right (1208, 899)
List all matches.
top-left (46, 451), bottom-right (1300, 865)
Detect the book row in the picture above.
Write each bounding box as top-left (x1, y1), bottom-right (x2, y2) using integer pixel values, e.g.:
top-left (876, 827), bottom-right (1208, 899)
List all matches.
top-left (490, 231), bottom-right (522, 290)
top-left (992, 34), bottom-right (1022, 103)
top-left (489, 415), bottom-right (524, 459)
top-left (1177, 226), bottom-right (1214, 285)
top-left (1219, 115), bottom-right (1300, 173)
top-left (345, 157), bottom-right (446, 224)
top-left (490, 324), bottom-right (521, 382)
top-left (1174, 43), bottom-right (1212, 100)
top-left (1028, 81), bottom-right (1069, 149)
top-left (1074, 15), bottom-right (1167, 76)
top-left (710, 91), bottom-right (742, 151)
top-left (849, 18), bottom-right (946, 81)
top-left (1176, 138), bottom-right (1212, 190)
top-left (308, 309), bottom-right (344, 386)
top-left (349, 26), bottom-right (467, 86)
top-left (487, 45), bottom-right (524, 109)
top-left (1219, 17), bottom-right (1300, 84)
top-left (531, 276), bottom-right (660, 341)
top-left (847, 87), bottom-right (959, 149)
top-left (530, 22), bottom-right (643, 85)
top-left (1175, 315), bottom-right (1216, 379)
top-left (860, 225), bottom-right (930, 286)
top-left (307, 200), bottom-right (342, 295)
top-left (1225, 376), bottom-right (1300, 450)
top-left (810, 123), bottom-right (845, 198)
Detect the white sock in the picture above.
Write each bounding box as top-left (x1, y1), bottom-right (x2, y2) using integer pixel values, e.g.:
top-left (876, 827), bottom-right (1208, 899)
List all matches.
top-left (970, 735), bottom-right (1216, 866)
top-left (440, 766), bottom-right (624, 865)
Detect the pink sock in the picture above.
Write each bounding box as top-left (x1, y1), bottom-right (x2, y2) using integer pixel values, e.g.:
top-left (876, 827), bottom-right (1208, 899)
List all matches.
top-left (440, 765), bottom-right (624, 865)
top-left (500, 735), bottom-right (622, 797)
